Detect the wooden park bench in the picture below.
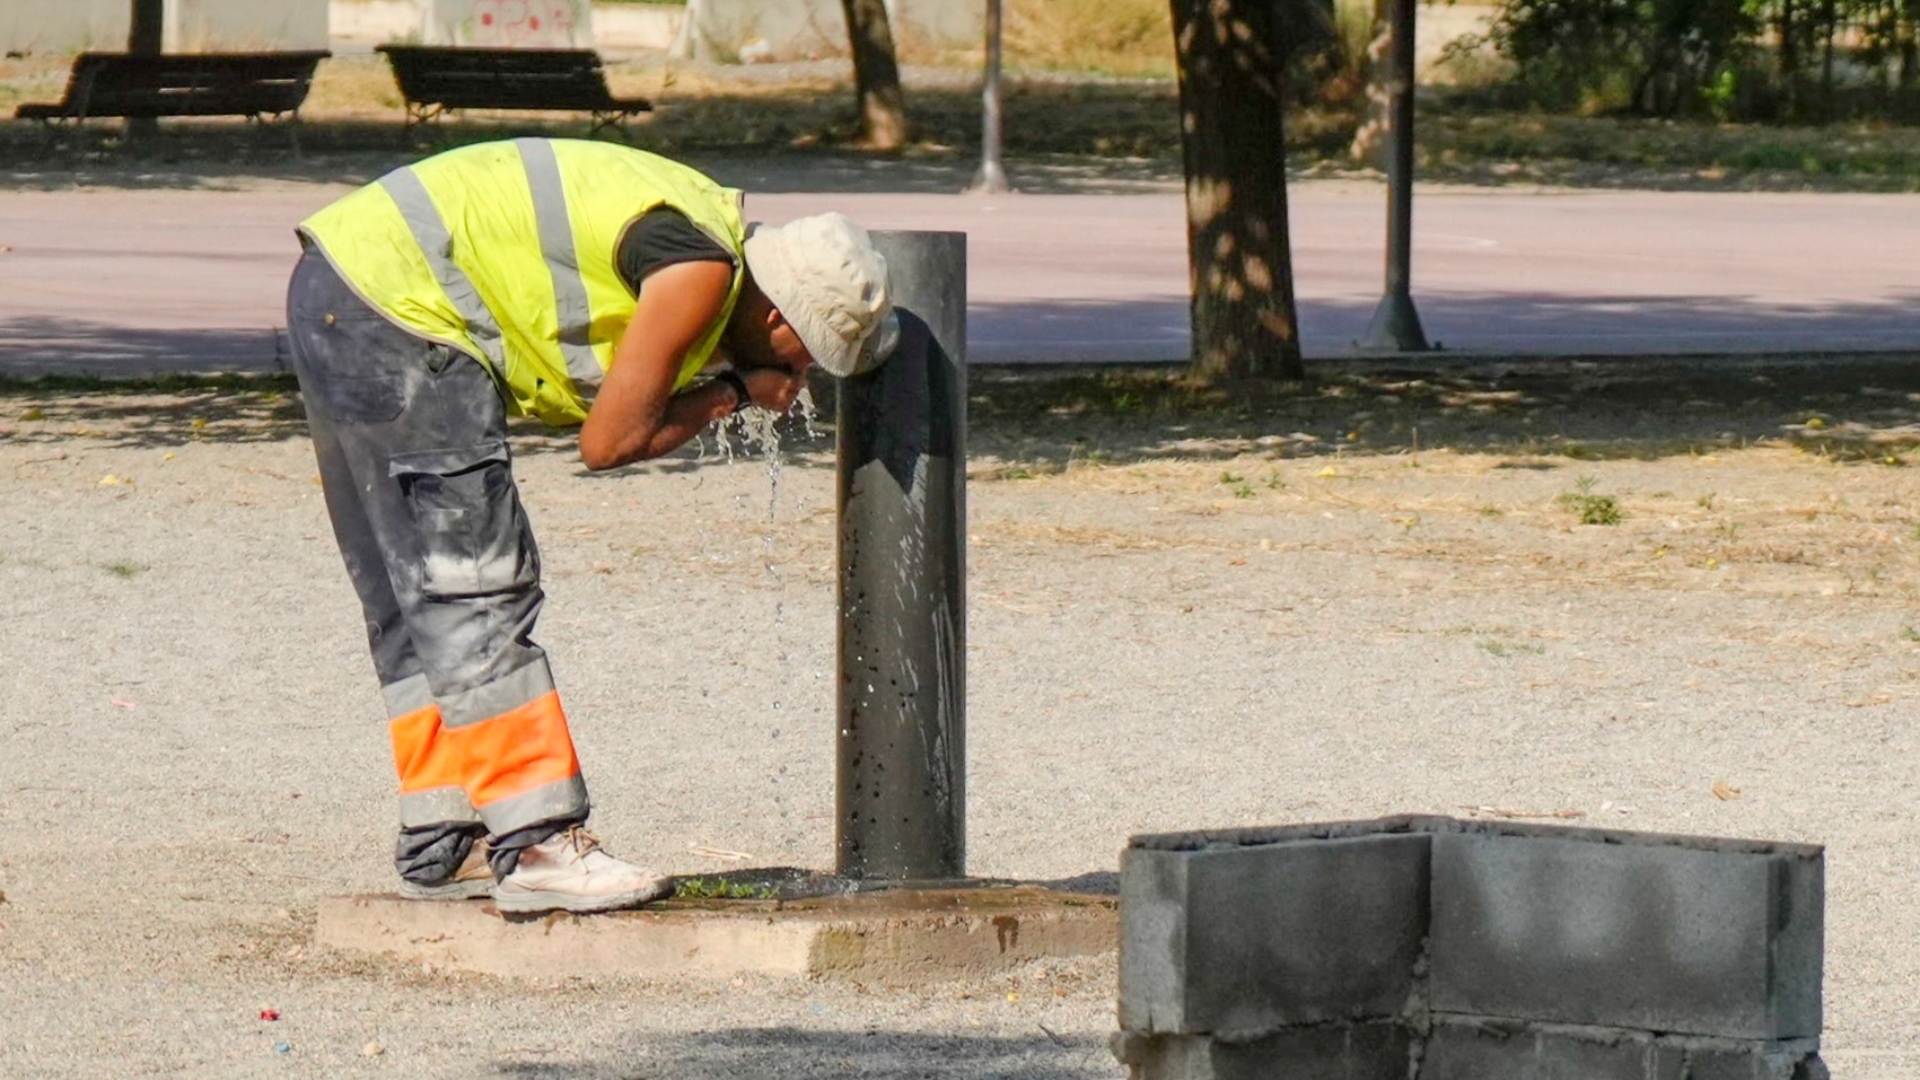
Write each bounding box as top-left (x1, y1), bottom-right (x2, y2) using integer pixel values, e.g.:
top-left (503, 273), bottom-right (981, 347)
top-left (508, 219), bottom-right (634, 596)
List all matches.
top-left (13, 51), bottom-right (330, 151)
top-left (376, 46), bottom-right (653, 141)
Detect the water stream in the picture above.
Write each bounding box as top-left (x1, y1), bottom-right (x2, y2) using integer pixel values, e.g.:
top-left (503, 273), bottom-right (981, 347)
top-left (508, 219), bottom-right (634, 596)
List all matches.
top-left (706, 385), bottom-right (819, 580)
top-left (700, 387), bottom-right (826, 862)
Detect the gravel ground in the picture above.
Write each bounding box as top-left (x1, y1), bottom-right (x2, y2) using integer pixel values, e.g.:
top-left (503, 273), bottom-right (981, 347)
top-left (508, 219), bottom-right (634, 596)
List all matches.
top-left (1, 387), bottom-right (1916, 1078)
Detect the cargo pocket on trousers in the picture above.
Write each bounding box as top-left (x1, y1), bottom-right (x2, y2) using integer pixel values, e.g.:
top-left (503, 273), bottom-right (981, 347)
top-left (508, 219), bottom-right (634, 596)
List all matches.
top-left (389, 440), bottom-right (540, 601)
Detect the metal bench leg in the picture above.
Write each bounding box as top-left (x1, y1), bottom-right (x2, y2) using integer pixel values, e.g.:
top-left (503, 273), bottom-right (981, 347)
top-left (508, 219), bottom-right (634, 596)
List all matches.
top-left (589, 111), bottom-right (633, 144)
top-left (42, 117), bottom-right (85, 155)
top-left (401, 103), bottom-right (446, 149)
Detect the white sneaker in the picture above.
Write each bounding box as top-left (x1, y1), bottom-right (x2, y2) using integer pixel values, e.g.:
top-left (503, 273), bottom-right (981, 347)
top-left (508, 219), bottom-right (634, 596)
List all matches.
top-left (492, 827), bottom-right (673, 915)
top-left (397, 839), bottom-right (495, 901)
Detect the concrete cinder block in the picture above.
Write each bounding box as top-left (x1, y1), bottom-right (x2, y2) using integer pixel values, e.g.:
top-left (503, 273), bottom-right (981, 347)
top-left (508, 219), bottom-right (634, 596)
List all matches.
top-left (1680, 1041), bottom-right (1830, 1080)
top-left (1421, 1017), bottom-right (1682, 1080)
top-left (1429, 829), bottom-right (1824, 1039)
top-left (1422, 1017), bottom-right (1827, 1080)
top-left (1112, 1023), bottom-right (1412, 1080)
top-left (1120, 832), bottom-right (1430, 1034)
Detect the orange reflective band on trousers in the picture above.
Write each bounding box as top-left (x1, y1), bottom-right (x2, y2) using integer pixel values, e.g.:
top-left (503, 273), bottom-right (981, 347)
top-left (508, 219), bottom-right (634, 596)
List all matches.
top-left (445, 690), bottom-right (581, 810)
top-left (390, 692), bottom-right (581, 810)
top-left (389, 703), bottom-right (464, 794)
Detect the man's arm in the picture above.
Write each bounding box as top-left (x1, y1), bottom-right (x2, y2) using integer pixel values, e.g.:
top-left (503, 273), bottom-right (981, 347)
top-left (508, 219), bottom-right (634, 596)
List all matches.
top-left (578, 260), bottom-right (739, 471)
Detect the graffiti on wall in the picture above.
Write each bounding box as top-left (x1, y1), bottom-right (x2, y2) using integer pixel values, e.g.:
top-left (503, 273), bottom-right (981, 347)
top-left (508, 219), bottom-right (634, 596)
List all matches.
top-left (428, 0), bottom-right (591, 48)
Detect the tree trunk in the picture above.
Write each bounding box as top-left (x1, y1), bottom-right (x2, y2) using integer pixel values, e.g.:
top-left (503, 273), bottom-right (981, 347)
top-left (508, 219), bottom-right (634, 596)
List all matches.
top-left (1780, 0), bottom-right (1801, 116)
top-left (1170, 0), bottom-right (1305, 382)
top-left (841, 0), bottom-right (910, 151)
top-left (1900, 0), bottom-right (1918, 100)
top-left (1349, 0), bottom-right (1393, 165)
top-left (1820, 0), bottom-right (1838, 115)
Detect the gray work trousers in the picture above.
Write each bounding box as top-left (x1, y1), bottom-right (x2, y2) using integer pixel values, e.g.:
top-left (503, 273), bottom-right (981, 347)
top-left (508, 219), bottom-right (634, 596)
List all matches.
top-left (286, 248), bottom-right (589, 882)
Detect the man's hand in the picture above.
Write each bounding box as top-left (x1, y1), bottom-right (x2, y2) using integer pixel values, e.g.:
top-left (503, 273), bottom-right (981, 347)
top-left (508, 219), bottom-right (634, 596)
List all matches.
top-left (741, 367), bottom-right (805, 413)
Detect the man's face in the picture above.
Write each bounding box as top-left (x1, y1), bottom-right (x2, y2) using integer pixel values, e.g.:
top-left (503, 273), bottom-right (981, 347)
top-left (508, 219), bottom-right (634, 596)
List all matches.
top-left (764, 312), bottom-right (814, 375)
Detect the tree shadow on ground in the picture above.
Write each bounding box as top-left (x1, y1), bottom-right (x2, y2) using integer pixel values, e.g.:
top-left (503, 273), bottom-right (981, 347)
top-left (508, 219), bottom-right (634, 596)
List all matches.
top-left (8, 353), bottom-right (1920, 468)
top-left (967, 291), bottom-right (1920, 365)
top-left (0, 368), bottom-right (834, 472)
top-left (0, 318), bottom-right (291, 377)
top-left (489, 1027), bottom-right (1113, 1080)
top-left (0, 76), bottom-right (1197, 195)
top-left (9, 52), bottom-right (1919, 194)
top-left (962, 352), bottom-right (1920, 468)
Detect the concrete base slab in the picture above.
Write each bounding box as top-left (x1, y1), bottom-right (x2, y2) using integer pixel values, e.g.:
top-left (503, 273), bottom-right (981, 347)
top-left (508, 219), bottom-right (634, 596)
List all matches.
top-left (317, 886), bottom-right (1116, 983)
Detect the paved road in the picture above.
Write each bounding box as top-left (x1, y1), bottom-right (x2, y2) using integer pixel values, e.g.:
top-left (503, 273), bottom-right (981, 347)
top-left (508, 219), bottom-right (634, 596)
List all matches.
top-left (2, 182), bottom-right (1917, 377)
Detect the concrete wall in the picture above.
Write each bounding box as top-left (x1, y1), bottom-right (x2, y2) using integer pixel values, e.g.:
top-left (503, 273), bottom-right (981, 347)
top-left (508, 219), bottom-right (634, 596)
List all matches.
top-left (172, 0), bottom-right (329, 51)
top-left (0, 0), bottom-right (131, 55)
top-left (330, 0), bottom-right (682, 51)
top-left (0, 0), bottom-right (326, 54)
top-left (592, 3), bottom-right (683, 51)
top-left (420, 0), bottom-right (592, 47)
top-left (678, 0), bottom-right (982, 63)
top-left (329, 0), bottom-right (422, 45)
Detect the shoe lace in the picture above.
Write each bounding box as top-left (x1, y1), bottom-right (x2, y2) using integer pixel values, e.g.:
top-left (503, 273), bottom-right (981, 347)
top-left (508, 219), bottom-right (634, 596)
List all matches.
top-left (561, 825), bottom-right (604, 858)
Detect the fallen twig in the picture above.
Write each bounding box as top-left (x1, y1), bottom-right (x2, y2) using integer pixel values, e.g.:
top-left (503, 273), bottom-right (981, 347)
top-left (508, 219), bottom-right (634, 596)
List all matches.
top-left (13, 452), bottom-right (68, 473)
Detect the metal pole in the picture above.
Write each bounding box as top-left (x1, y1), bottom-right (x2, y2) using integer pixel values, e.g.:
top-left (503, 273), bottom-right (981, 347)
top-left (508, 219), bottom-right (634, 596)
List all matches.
top-left (1360, 0), bottom-right (1430, 352)
top-left (835, 231), bottom-right (968, 883)
top-left (970, 0), bottom-right (1011, 193)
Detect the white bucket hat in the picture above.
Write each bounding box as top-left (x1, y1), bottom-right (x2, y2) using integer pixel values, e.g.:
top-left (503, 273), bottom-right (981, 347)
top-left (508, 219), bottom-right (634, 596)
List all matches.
top-left (743, 212), bottom-right (898, 378)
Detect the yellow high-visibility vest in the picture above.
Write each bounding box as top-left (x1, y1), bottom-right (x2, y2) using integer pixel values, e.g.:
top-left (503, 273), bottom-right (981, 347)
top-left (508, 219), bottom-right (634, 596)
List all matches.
top-left (298, 139), bottom-right (746, 427)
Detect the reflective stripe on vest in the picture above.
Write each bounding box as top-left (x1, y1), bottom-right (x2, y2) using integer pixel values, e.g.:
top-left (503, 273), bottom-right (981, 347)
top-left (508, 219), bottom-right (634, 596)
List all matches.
top-left (380, 141), bottom-right (605, 393)
top-left (513, 138), bottom-right (603, 392)
top-left (377, 166), bottom-right (508, 374)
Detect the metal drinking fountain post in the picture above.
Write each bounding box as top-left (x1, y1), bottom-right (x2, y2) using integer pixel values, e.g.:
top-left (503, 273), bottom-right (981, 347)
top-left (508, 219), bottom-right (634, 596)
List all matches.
top-left (834, 231), bottom-right (969, 883)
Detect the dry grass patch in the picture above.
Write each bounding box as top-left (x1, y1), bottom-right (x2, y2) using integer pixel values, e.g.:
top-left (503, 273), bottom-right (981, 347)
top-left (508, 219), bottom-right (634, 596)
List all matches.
top-left (1002, 0), bottom-right (1175, 79)
top-left (972, 444), bottom-right (1920, 603)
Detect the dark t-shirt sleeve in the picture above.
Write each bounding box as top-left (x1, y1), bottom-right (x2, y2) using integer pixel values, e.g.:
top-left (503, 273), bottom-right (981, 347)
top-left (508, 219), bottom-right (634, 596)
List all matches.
top-left (615, 208), bottom-right (735, 294)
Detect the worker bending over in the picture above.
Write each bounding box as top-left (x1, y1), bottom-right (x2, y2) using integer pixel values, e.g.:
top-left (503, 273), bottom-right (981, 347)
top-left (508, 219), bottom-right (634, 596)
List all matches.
top-left (288, 138), bottom-right (893, 914)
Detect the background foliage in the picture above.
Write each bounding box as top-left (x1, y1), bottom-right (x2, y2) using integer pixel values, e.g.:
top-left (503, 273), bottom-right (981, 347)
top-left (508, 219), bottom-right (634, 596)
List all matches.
top-left (1455, 0), bottom-right (1920, 119)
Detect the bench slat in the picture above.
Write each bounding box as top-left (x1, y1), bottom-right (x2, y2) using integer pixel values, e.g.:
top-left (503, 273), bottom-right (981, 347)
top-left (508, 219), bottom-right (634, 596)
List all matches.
top-left (377, 46), bottom-right (651, 122)
top-left (12, 50), bottom-right (329, 122)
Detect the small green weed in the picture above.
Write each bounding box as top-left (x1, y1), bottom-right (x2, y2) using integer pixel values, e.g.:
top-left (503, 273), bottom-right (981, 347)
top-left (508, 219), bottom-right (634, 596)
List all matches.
top-left (100, 561), bottom-right (148, 579)
top-left (675, 877), bottom-right (778, 900)
top-left (1557, 477), bottom-right (1622, 525)
top-left (1219, 471), bottom-right (1244, 485)
top-left (1479, 640), bottom-right (1546, 657)
top-left (1697, 493), bottom-right (1717, 510)
top-left (1901, 625), bottom-right (1920, 643)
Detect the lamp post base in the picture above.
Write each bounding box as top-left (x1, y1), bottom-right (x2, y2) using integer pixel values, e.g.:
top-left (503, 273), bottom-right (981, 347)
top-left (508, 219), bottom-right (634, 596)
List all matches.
top-left (968, 161), bottom-right (1011, 195)
top-left (1360, 289), bottom-right (1432, 352)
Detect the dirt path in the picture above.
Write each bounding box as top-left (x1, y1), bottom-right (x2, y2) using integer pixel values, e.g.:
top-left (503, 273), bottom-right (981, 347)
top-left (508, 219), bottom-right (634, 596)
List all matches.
top-left (1, 378), bottom-right (1916, 1077)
